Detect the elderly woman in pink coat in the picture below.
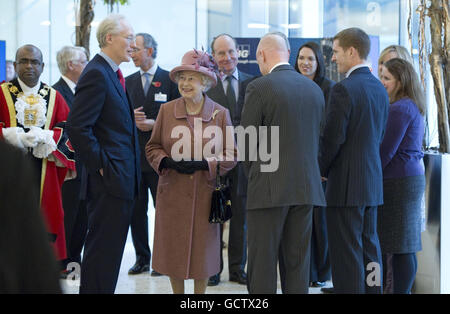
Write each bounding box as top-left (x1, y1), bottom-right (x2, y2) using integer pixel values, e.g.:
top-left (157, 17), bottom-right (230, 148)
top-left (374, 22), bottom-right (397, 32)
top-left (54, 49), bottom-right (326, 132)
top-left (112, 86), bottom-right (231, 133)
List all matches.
top-left (145, 49), bottom-right (237, 294)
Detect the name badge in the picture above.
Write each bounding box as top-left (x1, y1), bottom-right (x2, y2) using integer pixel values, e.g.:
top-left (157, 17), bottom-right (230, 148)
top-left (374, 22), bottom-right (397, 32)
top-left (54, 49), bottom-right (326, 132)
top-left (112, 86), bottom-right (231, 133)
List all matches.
top-left (155, 92), bottom-right (167, 102)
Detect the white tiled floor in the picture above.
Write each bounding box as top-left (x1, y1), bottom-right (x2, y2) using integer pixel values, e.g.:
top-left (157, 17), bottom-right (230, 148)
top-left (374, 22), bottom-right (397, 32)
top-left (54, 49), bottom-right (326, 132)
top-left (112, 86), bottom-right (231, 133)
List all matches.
top-left (60, 203), bottom-right (331, 294)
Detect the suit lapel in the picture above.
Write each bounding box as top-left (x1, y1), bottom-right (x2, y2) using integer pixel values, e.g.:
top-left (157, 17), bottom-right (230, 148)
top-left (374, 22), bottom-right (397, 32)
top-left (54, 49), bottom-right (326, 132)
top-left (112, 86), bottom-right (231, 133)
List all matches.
top-left (130, 71), bottom-right (145, 101)
top-left (58, 79), bottom-right (75, 108)
top-left (209, 79), bottom-right (228, 108)
top-left (145, 66), bottom-right (159, 100)
top-left (106, 66), bottom-right (130, 108)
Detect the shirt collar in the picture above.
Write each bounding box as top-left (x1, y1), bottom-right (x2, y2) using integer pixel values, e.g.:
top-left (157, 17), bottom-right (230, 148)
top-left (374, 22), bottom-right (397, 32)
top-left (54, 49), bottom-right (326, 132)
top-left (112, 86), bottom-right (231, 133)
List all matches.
top-left (99, 51), bottom-right (120, 72)
top-left (269, 62), bottom-right (290, 74)
top-left (346, 63), bottom-right (369, 78)
top-left (221, 68), bottom-right (239, 82)
top-left (17, 77), bottom-right (41, 95)
top-left (61, 75), bottom-right (77, 94)
top-left (140, 63), bottom-right (158, 76)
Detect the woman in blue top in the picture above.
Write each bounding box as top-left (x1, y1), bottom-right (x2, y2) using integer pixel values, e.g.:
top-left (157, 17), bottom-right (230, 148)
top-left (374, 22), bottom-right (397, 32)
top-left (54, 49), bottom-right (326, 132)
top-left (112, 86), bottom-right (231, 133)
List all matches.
top-left (378, 58), bottom-right (426, 294)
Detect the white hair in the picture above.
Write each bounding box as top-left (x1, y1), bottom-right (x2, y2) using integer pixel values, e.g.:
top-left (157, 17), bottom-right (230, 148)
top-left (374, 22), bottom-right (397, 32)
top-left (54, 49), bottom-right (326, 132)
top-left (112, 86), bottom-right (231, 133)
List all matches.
top-left (174, 71), bottom-right (215, 92)
top-left (96, 14), bottom-right (128, 48)
top-left (56, 46), bottom-right (87, 75)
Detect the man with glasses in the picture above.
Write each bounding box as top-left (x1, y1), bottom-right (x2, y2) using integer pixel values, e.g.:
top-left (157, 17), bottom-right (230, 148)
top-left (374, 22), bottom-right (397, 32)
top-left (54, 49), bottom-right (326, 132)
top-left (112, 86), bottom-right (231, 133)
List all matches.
top-left (53, 46), bottom-right (89, 279)
top-left (67, 14), bottom-right (140, 294)
top-left (0, 44), bottom-right (76, 266)
top-left (125, 33), bottom-right (179, 276)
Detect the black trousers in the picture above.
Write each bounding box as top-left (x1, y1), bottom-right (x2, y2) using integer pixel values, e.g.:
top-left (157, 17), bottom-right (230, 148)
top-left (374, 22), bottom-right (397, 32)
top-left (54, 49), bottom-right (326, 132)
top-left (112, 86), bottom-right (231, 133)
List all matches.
top-left (326, 206), bottom-right (383, 294)
top-left (61, 178), bottom-right (88, 266)
top-left (309, 206), bottom-right (331, 282)
top-left (216, 168), bottom-right (247, 277)
top-left (130, 170), bottom-right (158, 264)
top-left (247, 205), bottom-right (313, 294)
top-left (79, 177), bottom-right (135, 294)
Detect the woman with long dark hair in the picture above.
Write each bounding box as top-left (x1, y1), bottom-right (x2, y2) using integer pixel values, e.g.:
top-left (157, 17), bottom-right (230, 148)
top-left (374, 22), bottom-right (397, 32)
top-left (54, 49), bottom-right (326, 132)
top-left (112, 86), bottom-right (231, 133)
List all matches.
top-left (295, 41), bottom-right (335, 106)
top-left (295, 41), bottom-right (335, 288)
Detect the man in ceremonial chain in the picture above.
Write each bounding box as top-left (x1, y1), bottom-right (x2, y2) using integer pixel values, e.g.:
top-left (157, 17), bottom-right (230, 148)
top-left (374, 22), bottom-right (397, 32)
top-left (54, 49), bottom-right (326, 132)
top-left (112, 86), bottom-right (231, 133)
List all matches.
top-left (0, 44), bottom-right (75, 262)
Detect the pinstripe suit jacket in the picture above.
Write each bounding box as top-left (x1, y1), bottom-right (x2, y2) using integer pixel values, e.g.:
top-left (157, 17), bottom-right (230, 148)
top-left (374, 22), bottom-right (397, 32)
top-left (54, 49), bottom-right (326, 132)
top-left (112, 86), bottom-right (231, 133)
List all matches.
top-left (241, 64), bottom-right (326, 210)
top-left (319, 67), bottom-right (389, 207)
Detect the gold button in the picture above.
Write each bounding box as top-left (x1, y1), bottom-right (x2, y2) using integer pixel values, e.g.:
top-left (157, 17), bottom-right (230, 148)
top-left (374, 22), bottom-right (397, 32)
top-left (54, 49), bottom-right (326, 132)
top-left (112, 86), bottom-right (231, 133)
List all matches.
top-left (190, 176), bottom-right (193, 180)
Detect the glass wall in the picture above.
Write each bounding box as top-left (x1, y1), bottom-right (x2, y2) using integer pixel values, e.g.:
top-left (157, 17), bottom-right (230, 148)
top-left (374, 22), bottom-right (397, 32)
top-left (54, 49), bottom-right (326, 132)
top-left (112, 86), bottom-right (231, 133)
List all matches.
top-left (1, 0), bottom-right (408, 84)
top-left (203, 0), bottom-right (401, 52)
top-left (0, 0), bottom-right (198, 84)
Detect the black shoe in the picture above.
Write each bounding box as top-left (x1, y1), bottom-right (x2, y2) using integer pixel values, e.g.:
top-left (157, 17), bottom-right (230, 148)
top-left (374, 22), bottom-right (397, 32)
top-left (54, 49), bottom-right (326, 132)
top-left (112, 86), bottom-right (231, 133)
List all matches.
top-left (321, 287), bottom-right (334, 294)
top-left (310, 281), bottom-right (326, 288)
top-left (229, 271), bottom-right (247, 285)
top-left (208, 274), bottom-right (220, 286)
top-left (128, 263), bottom-right (150, 275)
top-left (151, 270), bottom-right (163, 277)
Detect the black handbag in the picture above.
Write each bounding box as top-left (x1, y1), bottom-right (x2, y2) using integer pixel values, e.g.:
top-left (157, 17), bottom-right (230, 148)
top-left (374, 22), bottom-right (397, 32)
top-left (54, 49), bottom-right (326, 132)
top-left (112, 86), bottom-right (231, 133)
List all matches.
top-left (209, 162), bottom-right (232, 224)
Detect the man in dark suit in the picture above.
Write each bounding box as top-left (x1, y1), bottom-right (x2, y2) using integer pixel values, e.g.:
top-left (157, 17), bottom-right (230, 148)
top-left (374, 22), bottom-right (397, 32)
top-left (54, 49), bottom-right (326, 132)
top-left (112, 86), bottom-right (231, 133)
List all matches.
top-left (206, 34), bottom-right (253, 286)
top-left (67, 14), bottom-right (141, 294)
top-left (125, 33), bottom-right (179, 276)
top-left (319, 27), bottom-right (389, 294)
top-left (53, 46), bottom-right (89, 278)
top-left (241, 32), bottom-right (326, 294)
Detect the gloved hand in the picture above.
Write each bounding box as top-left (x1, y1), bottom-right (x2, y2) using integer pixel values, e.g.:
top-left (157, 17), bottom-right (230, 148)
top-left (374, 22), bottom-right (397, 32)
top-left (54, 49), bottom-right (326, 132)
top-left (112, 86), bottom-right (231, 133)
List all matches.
top-left (21, 131), bottom-right (39, 148)
top-left (28, 126), bottom-right (54, 144)
top-left (29, 126), bottom-right (56, 159)
top-left (159, 157), bottom-right (208, 174)
top-left (178, 160), bottom-right (209, 172)
top-left (2, 127), bottom-right (38, 150)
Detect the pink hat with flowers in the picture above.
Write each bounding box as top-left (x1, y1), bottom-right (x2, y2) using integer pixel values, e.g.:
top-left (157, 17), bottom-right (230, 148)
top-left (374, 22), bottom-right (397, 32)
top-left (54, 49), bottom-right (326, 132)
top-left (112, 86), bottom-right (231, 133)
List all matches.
top-left (169, 49), bottom-right (218, 87)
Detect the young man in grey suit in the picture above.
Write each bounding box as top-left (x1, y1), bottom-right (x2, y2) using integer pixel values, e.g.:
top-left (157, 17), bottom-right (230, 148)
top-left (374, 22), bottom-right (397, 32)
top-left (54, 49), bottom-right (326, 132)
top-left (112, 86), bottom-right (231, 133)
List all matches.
top-left (207, 34), bottom-right (253, 286)
top-left (241, 32), bottom-right (326, 294)
top-left (125, 33), bottom-right (179, 276)
top-left (319, 28), bottom-right (389, 294)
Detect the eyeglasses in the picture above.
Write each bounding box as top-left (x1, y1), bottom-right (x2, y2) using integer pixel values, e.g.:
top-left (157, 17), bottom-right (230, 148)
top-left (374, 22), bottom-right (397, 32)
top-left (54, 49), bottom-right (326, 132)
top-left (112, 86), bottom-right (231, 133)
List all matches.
top-left (120, 34), bottom-right (136, 43)
top-left (16, 58), bottom-right (42, 66)
top-left (72, 59), bottom-right (88, 65)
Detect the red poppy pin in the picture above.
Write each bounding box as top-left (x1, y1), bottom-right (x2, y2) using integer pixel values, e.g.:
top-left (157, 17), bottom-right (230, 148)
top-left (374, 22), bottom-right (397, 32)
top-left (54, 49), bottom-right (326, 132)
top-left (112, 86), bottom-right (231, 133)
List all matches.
top-left (152, 81), bottom-right (162, 88)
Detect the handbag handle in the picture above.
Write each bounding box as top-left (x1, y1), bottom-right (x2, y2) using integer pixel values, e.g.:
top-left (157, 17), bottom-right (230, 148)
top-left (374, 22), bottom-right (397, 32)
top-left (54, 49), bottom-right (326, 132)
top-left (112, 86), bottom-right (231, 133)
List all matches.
top-left (215, 161), bottom-right (221, 187)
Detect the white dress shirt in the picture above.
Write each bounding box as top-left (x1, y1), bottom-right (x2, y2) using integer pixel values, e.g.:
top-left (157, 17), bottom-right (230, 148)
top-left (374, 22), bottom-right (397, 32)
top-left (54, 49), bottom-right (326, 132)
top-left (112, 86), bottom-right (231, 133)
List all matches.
top-left (221, 68), bottom-right (239, 102)
top-left (269, 62), bottom-right (290, 74)
top-left (61, 75), bottom-right (77, 94)
top-left (140, 62), bottom-right (158, 89)
top-left (346, 63), bottom-right (370, 78)
top-left (17, 77), bottom-right (41, 95)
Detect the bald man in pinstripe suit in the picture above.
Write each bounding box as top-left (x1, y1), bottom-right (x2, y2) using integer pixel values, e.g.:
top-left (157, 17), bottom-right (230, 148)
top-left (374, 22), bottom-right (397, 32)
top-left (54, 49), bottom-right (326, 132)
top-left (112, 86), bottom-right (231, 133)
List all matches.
top-left (241, 32), bottom-right (326, 294)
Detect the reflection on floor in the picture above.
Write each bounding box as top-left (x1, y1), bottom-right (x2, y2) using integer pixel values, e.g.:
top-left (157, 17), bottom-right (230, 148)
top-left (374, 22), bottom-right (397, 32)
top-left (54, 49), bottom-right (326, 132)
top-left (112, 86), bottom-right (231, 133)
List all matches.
top-left (60, 205), bottom-right (331, 294)
top-left (60, 240), bottom-right (331, 294)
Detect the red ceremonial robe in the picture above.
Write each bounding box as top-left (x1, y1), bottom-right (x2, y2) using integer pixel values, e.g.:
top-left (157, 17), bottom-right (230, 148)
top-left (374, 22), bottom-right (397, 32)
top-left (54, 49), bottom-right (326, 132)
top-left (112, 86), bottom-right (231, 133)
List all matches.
top-left (0, 80), bottom-right (75, 261)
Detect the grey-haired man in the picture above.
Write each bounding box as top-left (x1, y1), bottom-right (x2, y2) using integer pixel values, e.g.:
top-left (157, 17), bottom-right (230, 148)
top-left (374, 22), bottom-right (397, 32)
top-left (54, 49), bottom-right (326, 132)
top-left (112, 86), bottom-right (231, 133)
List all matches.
top-left (125, 33), bottom-right (179, 276)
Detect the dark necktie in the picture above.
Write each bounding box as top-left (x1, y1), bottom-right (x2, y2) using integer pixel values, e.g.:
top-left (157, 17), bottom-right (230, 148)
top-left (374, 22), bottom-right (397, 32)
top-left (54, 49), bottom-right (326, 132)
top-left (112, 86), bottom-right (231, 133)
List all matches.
top-left (116, 68), bottom-right (126, 92)
top-left (143, 72), bottom-right (151, 96)
top-left (226, 75), bottom-right (237, 117)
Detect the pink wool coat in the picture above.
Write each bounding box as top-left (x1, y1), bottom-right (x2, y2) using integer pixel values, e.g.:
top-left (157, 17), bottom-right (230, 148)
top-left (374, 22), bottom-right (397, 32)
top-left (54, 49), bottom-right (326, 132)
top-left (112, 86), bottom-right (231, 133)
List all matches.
top-left (146, 95), bottom-right (237, 280)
